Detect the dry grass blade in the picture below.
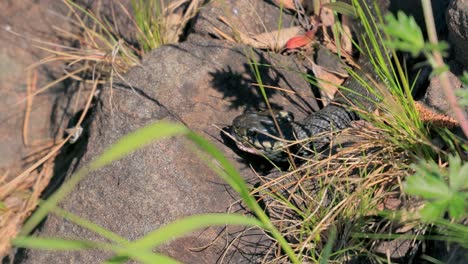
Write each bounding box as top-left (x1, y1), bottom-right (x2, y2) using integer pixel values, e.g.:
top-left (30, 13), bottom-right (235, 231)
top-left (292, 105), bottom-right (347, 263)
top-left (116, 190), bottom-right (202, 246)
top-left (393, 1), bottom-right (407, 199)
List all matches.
top-left (166, 0), bottom-right (204, 43)
top-left (131, 0), bottom-right (204, 49)
top-left (22, 70), bottom-right (37, 147)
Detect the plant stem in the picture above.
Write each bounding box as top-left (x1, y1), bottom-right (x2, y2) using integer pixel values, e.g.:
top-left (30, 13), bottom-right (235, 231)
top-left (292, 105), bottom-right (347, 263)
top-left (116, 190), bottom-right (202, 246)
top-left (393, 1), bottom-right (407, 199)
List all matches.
top-left (421, 0), bottom-right (468, 137)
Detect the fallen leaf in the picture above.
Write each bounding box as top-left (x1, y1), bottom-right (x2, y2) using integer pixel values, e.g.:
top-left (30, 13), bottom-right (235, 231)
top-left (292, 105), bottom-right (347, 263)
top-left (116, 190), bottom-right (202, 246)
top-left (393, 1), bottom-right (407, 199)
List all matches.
top-left (320, 5), bottom-right (335, 27)
top-left (252, 27), bottom-right (302, 50)
top-left (273, 0), bottom-right (299, 10)
top-left (164, 0), bottom-right (204, 43)
top-left (311, 61), bottom-right (346, 105)
top-left (285, 34), bottom-right (312, 49)
top-left (284, 25), bottom-right (319, 50)
top-left (340, 16), bottom-right (353, 55)
top-left (214, 16), bottom-right (302, 51)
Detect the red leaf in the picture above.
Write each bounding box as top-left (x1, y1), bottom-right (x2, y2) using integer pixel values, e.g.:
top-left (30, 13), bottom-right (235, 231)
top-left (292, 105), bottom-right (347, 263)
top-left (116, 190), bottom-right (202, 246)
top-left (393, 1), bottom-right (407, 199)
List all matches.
top-left (273, 0), bottom-right (296, 10)
top-left (285, 28), bottom-right (318, 50)
top-left (285, 35), bottom-right (312, 49)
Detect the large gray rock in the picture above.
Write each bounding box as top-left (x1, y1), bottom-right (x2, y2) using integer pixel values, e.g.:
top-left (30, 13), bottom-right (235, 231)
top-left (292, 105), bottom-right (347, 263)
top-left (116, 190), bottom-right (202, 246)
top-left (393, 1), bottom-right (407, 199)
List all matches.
top-left (423, 61), bottom-right (466, 119)
top-left (447, 0), bottom-right (468, 68)
top-left (20, 36), bottom-right (316, 263)
top-left (192, 0), bottom-right (296, 41)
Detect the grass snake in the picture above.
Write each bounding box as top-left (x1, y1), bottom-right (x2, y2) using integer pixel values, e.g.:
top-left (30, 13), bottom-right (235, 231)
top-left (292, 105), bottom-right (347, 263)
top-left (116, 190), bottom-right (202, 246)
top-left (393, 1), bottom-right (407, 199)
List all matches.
top-left (231, 0), bottom-right (392, 161)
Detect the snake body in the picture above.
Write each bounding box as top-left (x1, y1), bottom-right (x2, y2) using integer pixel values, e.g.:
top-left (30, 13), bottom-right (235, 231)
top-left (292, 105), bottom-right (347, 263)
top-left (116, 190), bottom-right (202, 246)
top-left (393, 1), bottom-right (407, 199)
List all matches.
top-left (231, 0), bottom-right (391, 161)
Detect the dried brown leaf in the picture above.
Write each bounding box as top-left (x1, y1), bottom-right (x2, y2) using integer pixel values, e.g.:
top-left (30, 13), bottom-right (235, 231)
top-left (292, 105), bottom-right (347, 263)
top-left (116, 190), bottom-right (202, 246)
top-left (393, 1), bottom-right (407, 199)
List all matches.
top-left (214, 17), bottom-right (302, 51)
top-left (251, 27), bottom-right (302, 50)
top-left (340, 15), bottom-right (353, 55)
top-left (320, 6), bottom-right (335, 27)
top-left (311, 61), bottom-right (346, 105)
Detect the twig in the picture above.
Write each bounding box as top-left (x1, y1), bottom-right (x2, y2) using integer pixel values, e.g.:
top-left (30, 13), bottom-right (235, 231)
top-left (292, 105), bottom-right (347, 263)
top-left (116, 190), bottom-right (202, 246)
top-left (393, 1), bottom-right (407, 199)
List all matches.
top-left (23, 70), bottom-right (37, 146)
top-left (421, 0), bottom-right (468, 137)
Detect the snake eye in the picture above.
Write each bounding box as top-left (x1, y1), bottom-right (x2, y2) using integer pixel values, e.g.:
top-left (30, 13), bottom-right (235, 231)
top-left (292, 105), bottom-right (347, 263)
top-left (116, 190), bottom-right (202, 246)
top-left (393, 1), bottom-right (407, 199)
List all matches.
top-left (247, 128), bottom-right (258, 137)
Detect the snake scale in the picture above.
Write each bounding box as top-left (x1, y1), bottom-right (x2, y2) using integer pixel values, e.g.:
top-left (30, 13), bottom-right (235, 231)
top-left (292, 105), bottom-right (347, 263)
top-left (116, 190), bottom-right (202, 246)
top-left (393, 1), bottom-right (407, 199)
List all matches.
top-left (231, 0), bottom-right (392, 161)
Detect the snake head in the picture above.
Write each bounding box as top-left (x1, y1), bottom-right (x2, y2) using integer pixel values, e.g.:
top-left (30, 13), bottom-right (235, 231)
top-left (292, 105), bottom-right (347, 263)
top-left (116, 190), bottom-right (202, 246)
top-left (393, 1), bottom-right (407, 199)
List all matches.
top-left (231, 110), bottom-right (295, 160)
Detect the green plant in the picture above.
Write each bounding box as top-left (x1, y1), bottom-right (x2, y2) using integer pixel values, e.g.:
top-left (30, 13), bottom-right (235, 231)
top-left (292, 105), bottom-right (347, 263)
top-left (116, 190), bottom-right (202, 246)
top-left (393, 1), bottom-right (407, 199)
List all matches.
top-left (345, 0), bottom-right (435, 158)
top-left (131, 0), bottom-right (204, 52)
top-left (11, 0), bottom-right (467, 263)
top-left (383, 11), bottom-right (448, 61)
top-left (383, 1), bottom-right (468, 137)
top-left (405, 155), bottom-right (468, 222)
top-left (297, 0), bottom-right (466, 260)
top-left (382, 1), bottom-right (468, 230)
top-left (131, 0), bottom-right (166, 51)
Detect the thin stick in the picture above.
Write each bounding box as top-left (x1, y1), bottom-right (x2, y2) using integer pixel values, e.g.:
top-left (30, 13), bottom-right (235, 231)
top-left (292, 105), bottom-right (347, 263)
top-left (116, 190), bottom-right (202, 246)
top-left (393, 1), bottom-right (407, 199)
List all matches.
top-left (421, 0), bottom-right (468, 137)
top-left (23, 70), bottom-right (37, 146)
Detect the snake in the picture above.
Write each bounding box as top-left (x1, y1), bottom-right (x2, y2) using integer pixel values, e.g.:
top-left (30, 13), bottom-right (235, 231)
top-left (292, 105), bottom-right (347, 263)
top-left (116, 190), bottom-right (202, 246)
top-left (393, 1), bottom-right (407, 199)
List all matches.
top-left (231, 0), bottom-right (391, 161)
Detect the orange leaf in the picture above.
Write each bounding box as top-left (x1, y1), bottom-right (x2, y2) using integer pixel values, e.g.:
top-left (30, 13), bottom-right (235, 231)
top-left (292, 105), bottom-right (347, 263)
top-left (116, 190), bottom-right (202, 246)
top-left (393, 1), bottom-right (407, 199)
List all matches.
top-left (285, 35), bottom-right (313, 49)
top-left (273, 0), bottom-right (296, 10)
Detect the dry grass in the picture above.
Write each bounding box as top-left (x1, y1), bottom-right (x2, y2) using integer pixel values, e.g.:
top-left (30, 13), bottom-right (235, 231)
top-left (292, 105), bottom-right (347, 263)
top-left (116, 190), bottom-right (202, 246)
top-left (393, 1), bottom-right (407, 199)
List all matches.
top-left (226, 121), bottom-right (431, 263)
top-left (132, 0), bottom-right (204, 50)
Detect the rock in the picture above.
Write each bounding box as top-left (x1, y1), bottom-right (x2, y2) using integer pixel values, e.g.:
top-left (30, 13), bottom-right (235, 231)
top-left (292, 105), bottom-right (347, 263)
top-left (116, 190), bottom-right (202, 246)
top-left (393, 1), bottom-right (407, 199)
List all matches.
top-left (191, 0), bottom-right (296, 41)
top-left (447, 0), bottom-right (468, 68)
top-left (19, 37), bottom-right (317, 263)
top-left (423, 62), bottom-right (467, 119)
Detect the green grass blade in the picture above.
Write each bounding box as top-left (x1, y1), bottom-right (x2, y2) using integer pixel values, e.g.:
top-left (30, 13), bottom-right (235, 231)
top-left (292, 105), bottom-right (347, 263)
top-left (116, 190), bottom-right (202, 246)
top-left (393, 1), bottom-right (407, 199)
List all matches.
top-left (12, 237), bottom-right (109, 251)
top-left (12, 236), bottom-right (180, 264)
top-left (320, 226), bottom-right (337, 264)
top-left (19, 119), bottom-right (299, 262)
top-left (128, 213), bottom-right (264, 249)
top-left (323, 2), bottom-right (356, 17)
